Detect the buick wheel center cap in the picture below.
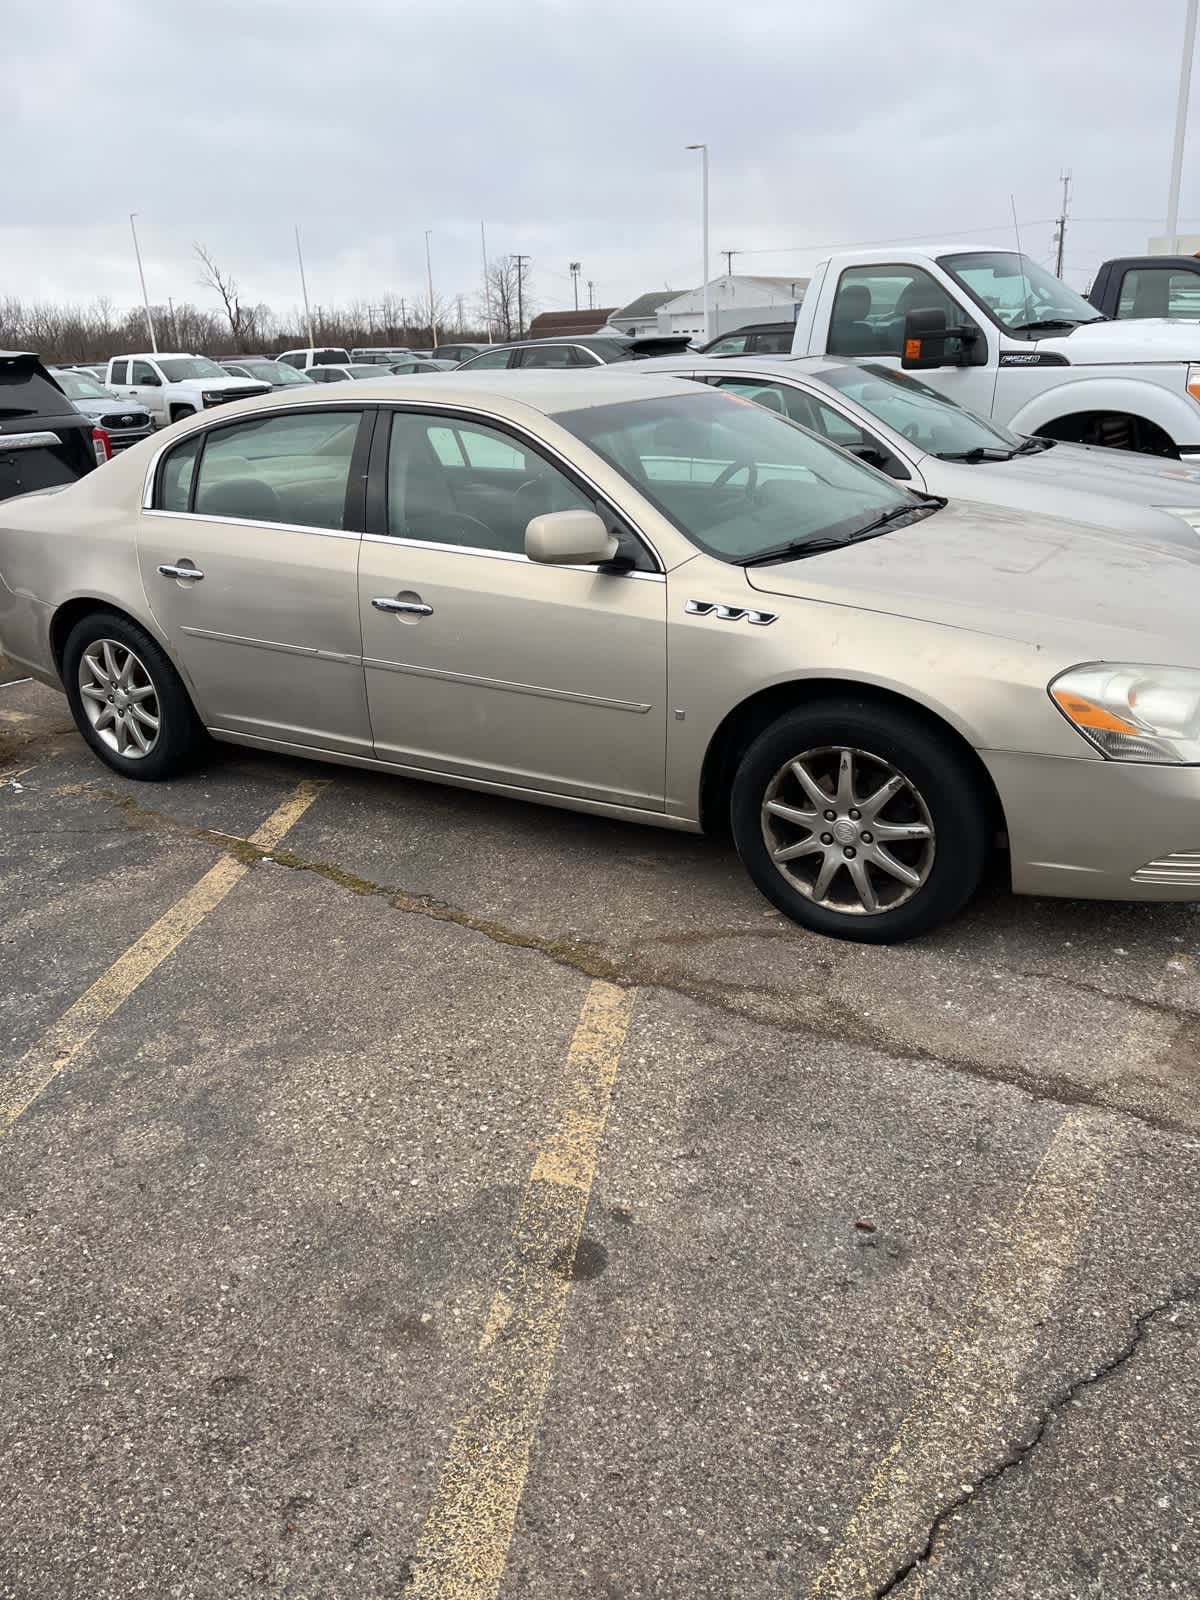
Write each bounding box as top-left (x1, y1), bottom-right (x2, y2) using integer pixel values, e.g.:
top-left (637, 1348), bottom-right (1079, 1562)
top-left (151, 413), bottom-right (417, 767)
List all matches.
top-left (832, 818), bottom-right (857, 846)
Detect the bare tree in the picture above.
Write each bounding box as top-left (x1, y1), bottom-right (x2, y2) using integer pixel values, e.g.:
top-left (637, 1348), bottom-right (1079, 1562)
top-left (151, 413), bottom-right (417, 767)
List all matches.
top-left (194, 242), bottom-right (255, 348)
top-left (483, 256), bottom-right (532, 341)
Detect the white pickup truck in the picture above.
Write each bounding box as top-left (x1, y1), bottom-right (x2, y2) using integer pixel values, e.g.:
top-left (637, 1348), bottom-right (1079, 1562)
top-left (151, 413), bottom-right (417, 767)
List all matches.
top-left (789, 244), bottom-right (1200, 457)
top-left (105, 353), bottom-right (269, 427)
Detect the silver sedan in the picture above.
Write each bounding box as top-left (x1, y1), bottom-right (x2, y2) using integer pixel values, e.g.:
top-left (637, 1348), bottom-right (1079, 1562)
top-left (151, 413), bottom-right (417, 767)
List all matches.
top-left (639, 353), bottom-right (1200, 547)
top-left (3, 371), bottom-right (1200, 943)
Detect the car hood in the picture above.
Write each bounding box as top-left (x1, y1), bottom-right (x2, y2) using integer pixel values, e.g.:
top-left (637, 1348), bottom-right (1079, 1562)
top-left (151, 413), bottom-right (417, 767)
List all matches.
top-left (67, 395), bottom-right (149, 420)
top-left (744, 499), bottom-right (1200, 662)
top-left (1034, 317), bottom-right (1200, 363)
top-left (173, 376), bottom-right (264, 392)
top-left (922, 442), bottom-right (1200, 542)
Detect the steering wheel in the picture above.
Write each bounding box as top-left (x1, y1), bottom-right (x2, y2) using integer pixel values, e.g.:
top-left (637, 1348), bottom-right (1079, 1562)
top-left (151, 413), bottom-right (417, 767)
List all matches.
top-left (416, 510), bottom-right (502, 548)
top-left (901, 422), bottom-right (923, 443)
top-left (713, 457), bottom-right (759, 491)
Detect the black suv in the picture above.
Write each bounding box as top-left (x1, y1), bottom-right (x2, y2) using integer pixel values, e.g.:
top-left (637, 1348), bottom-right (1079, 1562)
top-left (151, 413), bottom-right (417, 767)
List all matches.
top-left (456, 332), bottom-right (694, 370)
top-left (1, 352), bottom-right (99, 503)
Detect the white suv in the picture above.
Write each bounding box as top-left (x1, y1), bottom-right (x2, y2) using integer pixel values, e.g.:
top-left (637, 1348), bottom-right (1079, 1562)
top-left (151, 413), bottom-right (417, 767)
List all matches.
top-left (106, 354), bottom-right (269, 426)
top-left (276, 347), bottom-right (351, 370)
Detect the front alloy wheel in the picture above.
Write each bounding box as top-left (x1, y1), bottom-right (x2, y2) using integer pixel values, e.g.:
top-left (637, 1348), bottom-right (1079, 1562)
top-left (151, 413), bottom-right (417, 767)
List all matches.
top-left (77, 638), bottom-right (161, 759)
top-left (762, 746), bottom-right (935, 915)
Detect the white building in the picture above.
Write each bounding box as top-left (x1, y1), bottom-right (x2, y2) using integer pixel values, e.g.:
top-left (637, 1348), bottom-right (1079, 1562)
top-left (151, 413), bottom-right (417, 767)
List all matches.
top-left (655, 274), bottom-right (808, 339)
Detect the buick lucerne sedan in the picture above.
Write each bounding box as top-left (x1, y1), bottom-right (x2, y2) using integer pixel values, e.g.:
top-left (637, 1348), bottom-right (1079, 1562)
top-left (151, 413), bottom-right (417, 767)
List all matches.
top-left (3, 371), bottom-right (1200, 943)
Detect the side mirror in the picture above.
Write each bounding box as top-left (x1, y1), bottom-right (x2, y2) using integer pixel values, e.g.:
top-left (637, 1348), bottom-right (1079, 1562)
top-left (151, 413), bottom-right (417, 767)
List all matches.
top-left (901, 307), bottom-right (977, 370)
top-left (140, 374), bottom-right (162, 386)
top-left (525, 509), bottom-right (618, 566)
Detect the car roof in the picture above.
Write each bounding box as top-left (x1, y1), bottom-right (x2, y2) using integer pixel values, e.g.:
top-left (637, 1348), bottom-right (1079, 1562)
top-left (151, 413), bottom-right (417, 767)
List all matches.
top-left (155, 369), bottom-right (699, 419)
top-left (634, 352), bottom-right (850, 379)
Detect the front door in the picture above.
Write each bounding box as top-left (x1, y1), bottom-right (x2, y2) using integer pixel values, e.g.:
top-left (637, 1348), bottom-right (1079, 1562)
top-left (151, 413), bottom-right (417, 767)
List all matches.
top-left (824, 263), bottom-right (998, 418)
top-left (137, 405), bottom-right (373, 755)
top-left (357, 407), bottom-right (667, 810)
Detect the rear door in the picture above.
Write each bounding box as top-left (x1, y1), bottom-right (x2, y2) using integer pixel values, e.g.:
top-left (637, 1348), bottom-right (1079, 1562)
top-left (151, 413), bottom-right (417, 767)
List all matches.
top-left (357, 405), bottom-right (667, 808)
top-left (0, 354), bottom-right (95, 502)
top-left (137, 405), bottom-right (374, 754)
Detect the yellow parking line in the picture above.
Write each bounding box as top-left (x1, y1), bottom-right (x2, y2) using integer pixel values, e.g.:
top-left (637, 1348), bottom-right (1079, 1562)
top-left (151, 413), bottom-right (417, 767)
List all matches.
top-left (805, 1107), bottom-right (1129, 1598)
top-left (0, 780), bottom-right (321, 1130)
top-left (407, 979), bottom-right (637, 1600)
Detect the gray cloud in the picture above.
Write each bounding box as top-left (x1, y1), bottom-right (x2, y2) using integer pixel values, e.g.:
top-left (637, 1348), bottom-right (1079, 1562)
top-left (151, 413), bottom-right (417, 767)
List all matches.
top-left (7, 0), bottom-right (1197, 322)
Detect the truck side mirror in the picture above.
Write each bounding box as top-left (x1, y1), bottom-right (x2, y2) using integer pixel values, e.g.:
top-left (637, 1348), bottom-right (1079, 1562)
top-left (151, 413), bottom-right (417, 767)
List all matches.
top-left (902, 308), bottom-right (978, 370)
top-left (140, 374), bottom-right (162, 386)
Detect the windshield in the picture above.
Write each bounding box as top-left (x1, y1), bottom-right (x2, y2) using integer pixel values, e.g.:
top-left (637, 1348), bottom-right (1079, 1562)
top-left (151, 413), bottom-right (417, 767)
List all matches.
top-left (940, 251), bottom-right (1104, 332)
top-left (813, 363), bottom-right (1022, 457)
top-left (236, 360), bottom-right (310, 385)
top-left (554, 389), bottom-right (924, 563)
top-left (158, 357), bottom-right (227, 381)
top-left (53, 370), bottom-right (110, 399)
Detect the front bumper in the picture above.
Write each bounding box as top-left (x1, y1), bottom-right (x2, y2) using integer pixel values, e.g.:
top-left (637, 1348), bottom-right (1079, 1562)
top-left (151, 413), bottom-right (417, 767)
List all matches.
top-left (982, 749), bottom-right (1200, 901)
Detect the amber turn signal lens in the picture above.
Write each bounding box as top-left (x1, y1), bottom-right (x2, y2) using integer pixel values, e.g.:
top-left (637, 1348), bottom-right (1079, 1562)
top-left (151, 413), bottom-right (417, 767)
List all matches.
top-left (1051, 688), bottom-right (1140, 735)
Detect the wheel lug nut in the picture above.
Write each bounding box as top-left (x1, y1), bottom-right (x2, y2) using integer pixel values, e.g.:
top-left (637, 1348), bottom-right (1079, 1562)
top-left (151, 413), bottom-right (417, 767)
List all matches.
top-left (824, 809), bottom-right (836, 821)
top-left (843, 847), bottom-right (856, 859)
top-left (849, 809), bottom-right (861, 820)
top-left (820, 832), bottom-right (833, 845)
top-left (861, 831), bottom-right (873, 843)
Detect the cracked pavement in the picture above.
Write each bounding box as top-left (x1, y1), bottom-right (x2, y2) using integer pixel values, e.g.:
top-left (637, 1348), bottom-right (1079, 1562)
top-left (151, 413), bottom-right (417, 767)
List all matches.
top-left (2, 672), bottom-right (1200, 1598)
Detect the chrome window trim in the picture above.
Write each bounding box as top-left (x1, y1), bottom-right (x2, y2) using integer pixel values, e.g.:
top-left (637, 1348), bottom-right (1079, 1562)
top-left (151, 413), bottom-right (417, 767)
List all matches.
top-left (0, 431), bottom-right (62, 450)
top-left (144, 507), bottom-right (362, 541)
top-left (360, 529), bottom-right (665, 580)
top-left (141, 395), bottom-right (667, 573)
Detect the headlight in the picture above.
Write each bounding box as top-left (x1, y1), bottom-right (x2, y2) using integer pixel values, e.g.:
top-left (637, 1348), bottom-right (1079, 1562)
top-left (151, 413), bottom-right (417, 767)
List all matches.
top-left (1155, 506), bottom-right (1200, 535)
top-left (1050, 663), bottom-right (1200, 762)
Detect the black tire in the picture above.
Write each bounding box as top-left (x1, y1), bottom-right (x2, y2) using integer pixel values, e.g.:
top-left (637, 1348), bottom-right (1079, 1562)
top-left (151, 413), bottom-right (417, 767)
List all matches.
top-left (63, 610), bottom-right (206, 782)
top-left (169, 405), bottom-right (196, 424)
top-left (730, 699), bottom-right (989, 943)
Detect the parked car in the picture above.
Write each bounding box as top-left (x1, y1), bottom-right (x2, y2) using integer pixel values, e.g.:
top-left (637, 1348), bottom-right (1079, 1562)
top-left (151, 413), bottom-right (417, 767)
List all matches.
top-left (456, 333), bottom-right (692, 370)
top-left (304, 364), bottom-right (404, 383)
top-left (277, 346), bottom-right (351, 369)
top-left (220, 357), bottom-right (315, 389)
top-left (5, 373), bottom-right (1200, 943)
top-left (638, 353), bottom-right (1200, 547)
top-left (692, 322), bottom-right (795, 356)
top-left (787, 242), bottom-right (1200, 455)
top-left (351, 347), bottom-right (414, 365)
top-left (106, 354), bottom-right (269, 426)
top-left (432, 342), bottom-right (488, 364)
top-left (1088, 255), bottom-right (1200, 321)
top-left (387, 359), bottom-right (454, 374)
top-left (48, 367), bottom-right (154, 453)
top-left (0, 350), bottom-right (104, 503)
top-left (70, 363), bottom-right (111, 382)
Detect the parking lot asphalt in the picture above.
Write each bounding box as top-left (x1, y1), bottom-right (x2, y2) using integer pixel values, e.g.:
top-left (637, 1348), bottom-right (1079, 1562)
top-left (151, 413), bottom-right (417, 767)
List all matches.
top-left (2, 667), bottom-right (1199, 1599)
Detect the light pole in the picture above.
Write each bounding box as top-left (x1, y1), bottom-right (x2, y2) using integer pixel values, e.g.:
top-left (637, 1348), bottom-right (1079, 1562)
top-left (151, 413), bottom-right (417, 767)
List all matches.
top-left (129, 212), bottom-right (157, 352)
top-left (425, 230), bottom-right (437, 344)
top-left (569, 260), bottom-right (581, 311)
top-left (686, 144), bottom-right (710, 343)
top-left (1167, 0), bottom-right (1199, 251)
top-left (294, 224), bottom-right (314, 347)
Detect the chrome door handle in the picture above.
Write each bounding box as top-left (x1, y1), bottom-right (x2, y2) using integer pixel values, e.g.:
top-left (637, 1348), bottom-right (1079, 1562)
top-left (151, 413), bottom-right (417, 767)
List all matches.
top-left (158, 563), bottom-right (205, 581)
top-left (371, 597), bottom-right (433, 616)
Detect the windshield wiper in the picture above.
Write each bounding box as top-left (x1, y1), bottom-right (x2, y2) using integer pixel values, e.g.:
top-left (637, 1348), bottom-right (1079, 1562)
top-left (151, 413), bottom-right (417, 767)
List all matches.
top-left (735, 503), bottom-right (936, 567)
top-left (937, 446), bottom-right (1017, 463)
top-left (1011, 316), bottom-right (1103, 333)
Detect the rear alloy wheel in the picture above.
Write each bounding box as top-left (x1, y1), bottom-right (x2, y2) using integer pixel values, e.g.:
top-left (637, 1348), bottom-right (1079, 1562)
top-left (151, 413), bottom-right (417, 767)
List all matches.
top-left (63, 611), bottom-right (205, 781)
top-left (730, 701), bottom-right (989, 942)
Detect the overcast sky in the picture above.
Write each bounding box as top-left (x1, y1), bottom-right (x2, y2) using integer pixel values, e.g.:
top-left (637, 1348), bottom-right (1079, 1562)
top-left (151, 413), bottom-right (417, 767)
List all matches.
top-left (8, 0), bottom-right (1200, 324)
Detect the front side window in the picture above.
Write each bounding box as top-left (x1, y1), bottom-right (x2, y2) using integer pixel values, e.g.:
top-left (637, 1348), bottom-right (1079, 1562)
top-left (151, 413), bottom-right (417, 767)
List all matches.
top-left (940, 251), bottom-right (1103, 333)
top-left (706, 335), bottom-right (748, 356)
top-left (277, 352), bottom-right (303, 368)
top-left (827, 266), bottom-right (963, 357)
top-left (458, 347), bottom-right (513, 370)
top-left (814, 362), bottom-right (1023, 458)
top-left (1116, 267), bottom-right (1200, 319)
top-left (387, 411), bottom-right (593, 553)
top-left (517, 344), bottom-right (574, 368)
top-left (554, 389), bottom-right (924, 564)
top-left (131, 360), bottom-right (159, 383)
top-left (179, 410), bottom-right (362, 528)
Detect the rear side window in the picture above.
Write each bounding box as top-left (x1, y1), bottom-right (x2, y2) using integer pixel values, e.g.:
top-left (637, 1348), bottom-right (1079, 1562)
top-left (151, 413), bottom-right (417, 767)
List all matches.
top-left (159, 433), bottom-right (202, 511)
top-left (109, 360), bottom-right (129, 385)
top-left (188, 410), bottom-right (362, 528)
top-left (459, 348), bottom-right (512, 370)
top-left (1117, 267), bottom-right (1200, 319)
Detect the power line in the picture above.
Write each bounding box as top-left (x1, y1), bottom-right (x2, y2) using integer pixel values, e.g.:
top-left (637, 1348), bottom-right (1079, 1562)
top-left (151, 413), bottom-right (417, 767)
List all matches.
top-left (513, 253), bottom-right (530, 337)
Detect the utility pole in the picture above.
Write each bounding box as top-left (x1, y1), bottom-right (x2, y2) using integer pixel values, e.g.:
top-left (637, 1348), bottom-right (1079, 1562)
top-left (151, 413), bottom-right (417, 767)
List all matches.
top-left (167, 296), bottom-right (180, 348)
top-left (1167, 0), bottom-right (1199, 251)
top-left (1053, 169), bottom-right (1072, 277)
top-left (569, 260), bottom-right (581, 310)
top-left (513, 253), bottom-right (530, 337)
top-left (424, 230), bottom-right (437, 343)
top-left (686, 144), bottom-right (711, 343)
top-left (456, 294), bottom-right (464, 333)
top-left (129, 213), bottom-right (157, 352)
top-left (721, 249), bottom-right (738, 275)
top-left (587, 279), bottom-right (595, 309)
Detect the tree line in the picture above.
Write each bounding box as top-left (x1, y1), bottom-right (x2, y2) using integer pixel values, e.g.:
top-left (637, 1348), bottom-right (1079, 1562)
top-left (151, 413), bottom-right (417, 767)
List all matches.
top-left (1, 251), bottom-right (535, 364)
